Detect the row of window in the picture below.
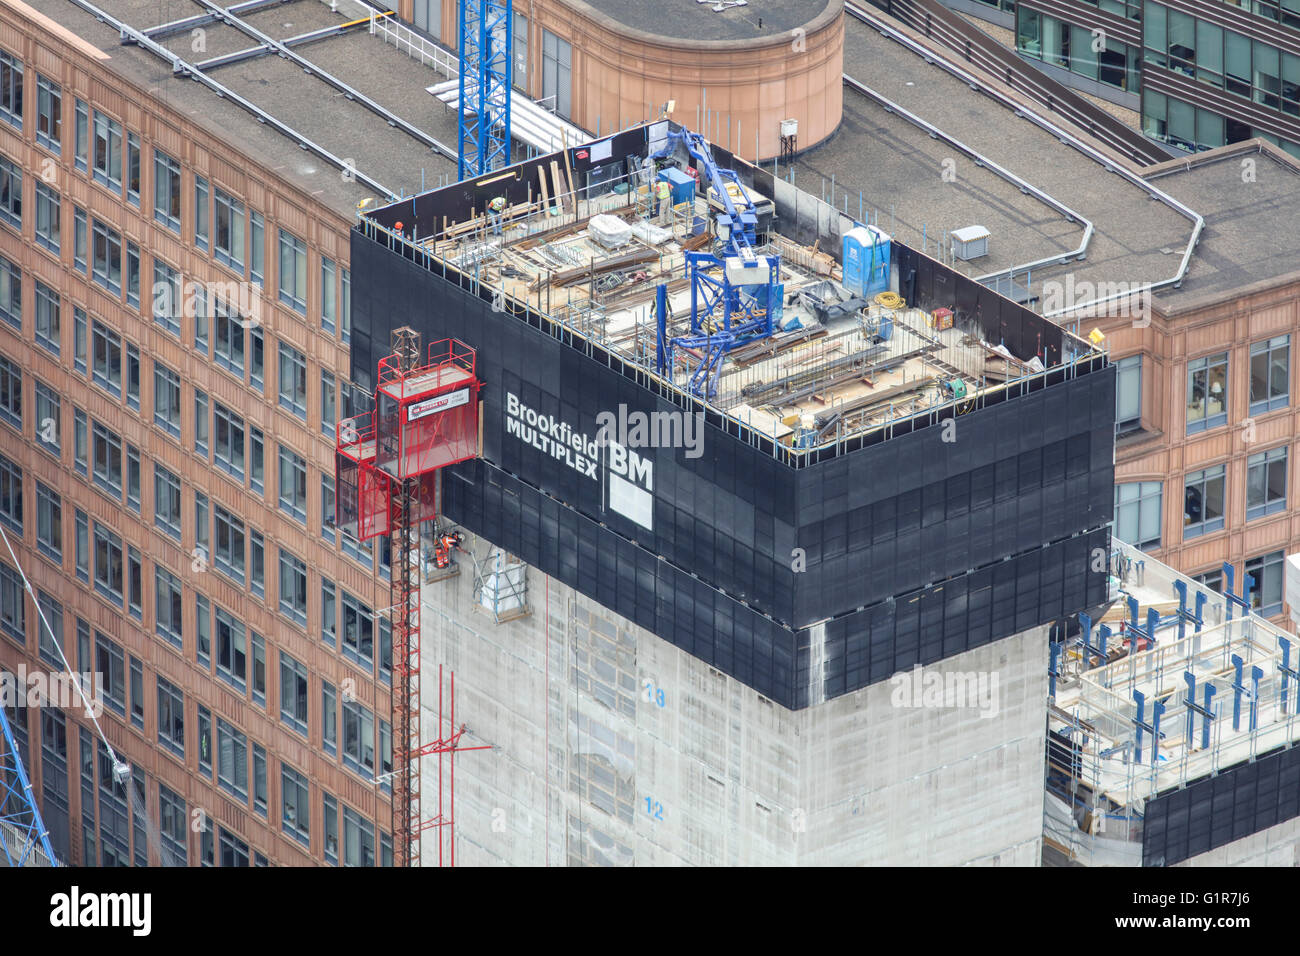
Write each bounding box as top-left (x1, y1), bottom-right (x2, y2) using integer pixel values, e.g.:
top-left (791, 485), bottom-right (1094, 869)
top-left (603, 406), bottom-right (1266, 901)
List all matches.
top-left (1142, 87), bottom-right (1300, 156)
top-left (1145, 1), bottom-right (1300, 118)
top-left (8, 55), bottom-right (352, 336)
top-left (1017, 9), bottom-right (1143, 93)
top-left (1115, 445), bottom-right (1288, 545)
top-left (8, 691), bottom-right (388, 865)
top-left (1113, 338), bottom-right (1291, 438)
top-left (4, 548), bottom-right (392, 802)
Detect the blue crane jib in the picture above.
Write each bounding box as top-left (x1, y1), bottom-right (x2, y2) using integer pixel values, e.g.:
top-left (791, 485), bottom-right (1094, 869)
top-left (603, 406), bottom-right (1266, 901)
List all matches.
top-left (651, 127), bottom-right (781, 399)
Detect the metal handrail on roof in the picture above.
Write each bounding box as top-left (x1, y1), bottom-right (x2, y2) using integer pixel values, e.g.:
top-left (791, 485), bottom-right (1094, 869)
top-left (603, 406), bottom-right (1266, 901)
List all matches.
top-left (68, 0), bottom-right (399, 199)
top-left (843, 1), bottom-right (1205, 316)
top-left (186, 0), bottom-right (458, 163)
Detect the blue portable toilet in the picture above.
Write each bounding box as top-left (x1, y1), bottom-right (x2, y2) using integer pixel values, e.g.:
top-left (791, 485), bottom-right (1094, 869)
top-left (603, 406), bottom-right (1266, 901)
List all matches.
top-left (658, 167), bottom-right (696, 207)
top-left (842, 225), bottom-right (891, 298)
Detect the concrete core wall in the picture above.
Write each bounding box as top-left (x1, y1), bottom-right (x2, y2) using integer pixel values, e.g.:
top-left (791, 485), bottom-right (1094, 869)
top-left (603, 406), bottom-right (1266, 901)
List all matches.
top-left (416, 528), bottom-right (1050, 865)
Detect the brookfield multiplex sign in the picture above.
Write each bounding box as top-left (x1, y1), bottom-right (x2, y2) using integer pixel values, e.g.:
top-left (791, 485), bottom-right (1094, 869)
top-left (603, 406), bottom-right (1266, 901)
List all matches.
top-left (505, 391), bottom-right (654, 530)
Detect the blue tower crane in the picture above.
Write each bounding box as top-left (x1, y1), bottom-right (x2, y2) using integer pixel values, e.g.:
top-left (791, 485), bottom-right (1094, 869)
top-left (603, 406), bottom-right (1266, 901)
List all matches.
top-left (651, 126), bottom-right (781, 399)
top-left (0, 704), bottom-right (57, 866)
top-left (457, 0), bottom-right (512, 179)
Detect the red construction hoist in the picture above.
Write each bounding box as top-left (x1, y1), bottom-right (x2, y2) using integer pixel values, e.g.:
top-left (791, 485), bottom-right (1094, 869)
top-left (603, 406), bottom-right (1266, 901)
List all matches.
top-left (335, 328), bottom-right (489, 866)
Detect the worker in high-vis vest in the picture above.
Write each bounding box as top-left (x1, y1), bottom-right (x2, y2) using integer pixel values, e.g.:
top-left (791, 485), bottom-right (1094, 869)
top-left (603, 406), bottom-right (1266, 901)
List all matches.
top-left (655, 178), bottom-right (672, 225)
top-left (489, 195), bottom-right (507, 236)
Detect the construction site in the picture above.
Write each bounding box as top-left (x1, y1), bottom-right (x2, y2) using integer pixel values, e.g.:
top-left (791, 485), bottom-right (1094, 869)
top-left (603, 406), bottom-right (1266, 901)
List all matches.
top-left (2, 0), bottom-right (1300, 874)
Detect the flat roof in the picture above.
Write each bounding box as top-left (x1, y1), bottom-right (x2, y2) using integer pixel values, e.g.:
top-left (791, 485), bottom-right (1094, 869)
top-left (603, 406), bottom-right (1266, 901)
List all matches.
top-left (818, 11), bottom-right (1300, 315)
top-left (569, 0), bottom-right (836, 43)
top-left (1146, 147), bottom-right (1300, 311)
top-left (30, 0), bottom-right (459, 219)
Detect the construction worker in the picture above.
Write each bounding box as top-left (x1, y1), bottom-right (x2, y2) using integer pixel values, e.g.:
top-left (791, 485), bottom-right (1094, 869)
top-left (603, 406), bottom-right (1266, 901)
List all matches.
top-left (654, 178), bottom-right (672, 226)
top-left (488, 196), bottom-right (507, 237)
top-left (434, 530), bottom-right (464, 569)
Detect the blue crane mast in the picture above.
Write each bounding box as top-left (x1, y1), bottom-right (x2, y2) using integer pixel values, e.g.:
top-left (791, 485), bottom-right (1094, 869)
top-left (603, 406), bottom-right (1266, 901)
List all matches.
top-left (651, 127), bottom-right (781, 399)
top-left (457, 0), bottom-right (512, 179)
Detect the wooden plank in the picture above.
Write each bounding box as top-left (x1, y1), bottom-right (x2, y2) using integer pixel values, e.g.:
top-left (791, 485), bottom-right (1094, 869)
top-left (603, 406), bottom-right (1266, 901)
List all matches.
top-left (549, 161), bottom-right (566, 211)
top-left (538, 166), bottom-right (550, 212)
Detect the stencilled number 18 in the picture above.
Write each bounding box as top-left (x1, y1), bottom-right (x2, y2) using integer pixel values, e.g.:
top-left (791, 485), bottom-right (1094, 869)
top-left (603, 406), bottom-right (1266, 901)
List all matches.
top-left (642, 679), bottom-right (665, 708)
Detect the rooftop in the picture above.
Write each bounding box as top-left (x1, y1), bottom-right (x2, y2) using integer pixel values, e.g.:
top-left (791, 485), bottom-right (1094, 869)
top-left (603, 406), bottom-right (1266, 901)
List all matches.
top-left (362, 119), bottom-right (1096, 457)
top-left (571, 0), bottom-right (837, 43)
top-left (33, 0), bottom-right (459, 218)
top-left (803, 5), bottom-right (1300, 320)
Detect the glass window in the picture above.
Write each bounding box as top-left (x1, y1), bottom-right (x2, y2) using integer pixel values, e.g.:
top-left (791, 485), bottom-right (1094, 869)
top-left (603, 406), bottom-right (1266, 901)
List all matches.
top-left (216, 718), bottom-right (248, 801)
top-left (321, 257), bottom-right (337, 332)
top-left (279, 651), bottom-right (308, 736)
top-left (155, 566), bottom-right (183, 649)
top-left (322, 680), bottom-right (337, 754)
top-left (196, 594), bottom-right (211, 668)
top-left (91, 111), bottom-right (123, 192)
top-left (34, 380), bottom-right (59, 455)
top-left (0, 255), bottom-right (20, 330)
top-left (36, 75), bottom-right (60, 153)
top-left (34, 181), bottom-right (60, 256)
top-left (250, 211), bottom-right (265, 286)
top-left (1187, 352), bottom-right (1228, 433)
top-left (126, 444), bottom-right (141, 513)
top-left (91, 321), bottom-right (122, 397)
top-left (91, 421), bottom-right (123, 499)
top-left (0, 354), bottom-right (20, 428)
top-left (279, 548), bottom-right (308, 625)
top-left (278, 343), bottom-right (307, 418)
top-left (194, 175), bottom-right (209, 251)
top-left (278, 444), bottom-right (307, 523)
top-left (213, 504), bottom-right (246, 585)
top-left (0, 455), bottom-right (22, 535)
top-left (126, 344), bottom-right (140, 411)
top-left (250, 529), bottom-right (266, 598)
top-left (1114, 481), bottom-right (1162, 551)
top-left (1250, 335), bottom-right (1289, 414)
top-left (157, 676), bottom-right (186, 759)
top-left (214, 189), bottom-right (245, 272)
top-left (342, 700), bottom-right (375, 778)
top-left (154, 151), bottom-right (181, 232)
top-left (213, 402), bottom-right (246, 481)
top-left (195, 390), bottom-right (209, 457)
top-left (34, 282), bottom-right (59, 357)
top-left (215, 607), bottom-right (247, 692)
top-left (541, 29), bottom-right (572, 120)
top-left (282, 764), bottom-right (310, 847)
top-left (35, 480), bottom-right (60, 564)
top-left (251, 631), bottom-right (266, 707)
top-left (0, 51), bottom-right (20, 130)
top-left (91, 219), bottom-right (123, 295)
top-left (153, 464), bottom-right (181, 539)
top-left (153, 259), bottom-right (182, 337)
top-left (1182, 464), bottom-right (1225, 539)
top-left (1246, 446), bottom-right (1287, 520)
top-left (126, 133), bottom-right (141, 206)
top-left (1245, 551), bottom-right (1285, 617)
top-left (278, 229), bottom-right (307, 314)
top-left (0, 157), bottom-right (22, 230)
top-left (94, 632), bottom-right (126, 715)
top-left (253, 744), bottom-right (267, 817)
top-left (154, 362), bottom-right (181, 437)
top-left (74, 99), bottom-right (88, 171)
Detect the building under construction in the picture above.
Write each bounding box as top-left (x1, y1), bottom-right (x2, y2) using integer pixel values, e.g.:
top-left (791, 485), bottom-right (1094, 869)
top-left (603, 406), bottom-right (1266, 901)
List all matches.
top-left (349, 120), bottom-right (1118, 864)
